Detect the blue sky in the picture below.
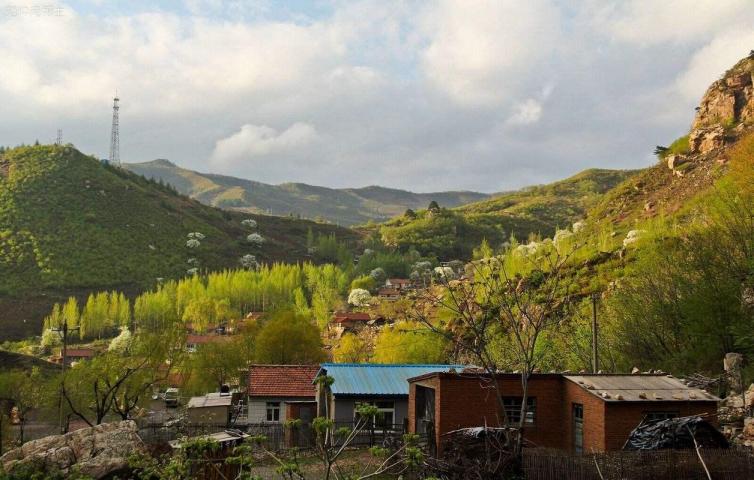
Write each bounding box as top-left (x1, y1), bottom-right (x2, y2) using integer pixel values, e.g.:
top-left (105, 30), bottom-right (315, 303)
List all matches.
top-left (1, 0), bottom-right (753, 192)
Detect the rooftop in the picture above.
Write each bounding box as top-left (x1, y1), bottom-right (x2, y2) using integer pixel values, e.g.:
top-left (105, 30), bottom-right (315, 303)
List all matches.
top-left (564, 374), bottom-right (719, 402)
top-left (248, 365), bottom-right (319, 398)
top-left (319, 363), bottom-right (465, 396)
top-left (332, 311), bottom-right (371, 322)
top-left (187, 392), bottom-right (233, 408)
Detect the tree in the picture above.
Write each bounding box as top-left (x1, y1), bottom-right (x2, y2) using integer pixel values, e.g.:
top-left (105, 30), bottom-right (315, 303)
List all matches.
top-left (373, 322), bottom-right (448, 364)
top-left (369, 267), bottom-right (387, 284)
top-left (414, 244), bottom-right (576, 459)
top-left (254, 310), bottom-right (326, 364)
top-left (473, 238), bottom-right (494, 260)
top-left (404, 208), bottom-right (417, 219)
top-left (350, 275), bottom-right (376, 292)
top-left (333, 333), bottom-right (371, 362)
top-left (427, 200), bottom-right (440, 212)
top-left (347, 288), bottom-right (371, 307)
top-left (0, 368), bottom-right (50, 443)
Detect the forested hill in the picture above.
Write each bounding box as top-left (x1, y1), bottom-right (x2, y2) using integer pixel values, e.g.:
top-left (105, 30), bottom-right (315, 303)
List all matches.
top-left (0, 145), bottom-right (358, 338)
top-left (371, 168), bottom-right (638, 260)
top-left (123, 159), bottom-right (489, 226)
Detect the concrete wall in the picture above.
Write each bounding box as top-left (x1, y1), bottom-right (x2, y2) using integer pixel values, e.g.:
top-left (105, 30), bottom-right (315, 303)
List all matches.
top-left (187, 406), bottom-right (229, 425)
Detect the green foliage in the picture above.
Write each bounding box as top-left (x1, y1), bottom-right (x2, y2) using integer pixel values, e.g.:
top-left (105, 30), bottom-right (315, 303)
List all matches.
top-left (333, 333), bottom-right (370, 362)
top-left (657, 135), bottom-right (690, 160)
top-left (350, 275), bottom-right (376, 291)
top-left (253, 310), bottom-right (326, 364)
top-left (373, 322), bottom-right (449, 364)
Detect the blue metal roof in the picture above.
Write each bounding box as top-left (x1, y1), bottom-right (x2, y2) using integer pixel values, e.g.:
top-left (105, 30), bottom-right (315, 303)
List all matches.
top-left (318, 363), bottom-right (465, 396)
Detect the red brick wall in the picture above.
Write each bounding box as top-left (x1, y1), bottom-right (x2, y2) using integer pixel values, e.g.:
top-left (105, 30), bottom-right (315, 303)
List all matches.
top-left (409, 374), bottom-right (567, 452)
top-left (408, 374), bottom-right (720, 454)
top-left (562, 380), bottom-right (606, 452)
top-left (603, 401), bottom-right (718, 451)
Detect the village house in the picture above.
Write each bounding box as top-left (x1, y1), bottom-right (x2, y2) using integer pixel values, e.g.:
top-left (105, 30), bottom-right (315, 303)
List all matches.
top-left (377, 287), bottom-right (401, 300)
top-left (385, 278), bottom-right (412, 291)
top-left (49, 347), bottom-right (95, 366)
top-left (407, 371), bottom-right (719, 454)
top-left (331, 311), bottom-right (375, 334)
top-left (316, 363), bottom-right (463, 429)
top-left (246, 365), bottom-right (319, 424)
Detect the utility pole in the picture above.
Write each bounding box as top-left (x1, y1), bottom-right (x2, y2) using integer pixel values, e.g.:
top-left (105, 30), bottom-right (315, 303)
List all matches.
top-left (591, 293), bottom-right (599, 373)
top-left (51, 320), bottom-right (79, 434)
top-left (55, 129), bottom-right (62, 146)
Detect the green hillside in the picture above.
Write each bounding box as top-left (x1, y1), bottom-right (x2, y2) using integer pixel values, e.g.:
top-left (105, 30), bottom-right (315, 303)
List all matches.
top-left (0, 145), bottom-right (358, 338)
top-left (373, 168), bottom-right (638, 260)
top-left (124, 159), bottom-right (489, 225)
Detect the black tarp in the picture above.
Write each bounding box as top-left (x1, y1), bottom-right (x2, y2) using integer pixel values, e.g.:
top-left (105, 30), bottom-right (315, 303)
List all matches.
top-left (623, 415), bottom-right (729, 450)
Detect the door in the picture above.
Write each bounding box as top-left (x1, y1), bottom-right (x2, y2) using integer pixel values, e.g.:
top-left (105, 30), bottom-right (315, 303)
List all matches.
top-left (573, 403), bottom-right (584, 454)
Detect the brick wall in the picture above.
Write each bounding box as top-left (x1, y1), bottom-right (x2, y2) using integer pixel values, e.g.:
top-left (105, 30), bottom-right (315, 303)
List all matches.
top-left (408, 374), bottom-right (719, 454)
top-left (603, 401), bottom-right (717, 450)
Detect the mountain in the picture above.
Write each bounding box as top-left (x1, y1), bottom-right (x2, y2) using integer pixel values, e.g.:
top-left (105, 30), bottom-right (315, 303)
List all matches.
top-left (372, 168), bottom-right (639, 259)
top-left (123, 159), bottom-right (490, 226)
top-left (0, 145), bottom-right (358, 339)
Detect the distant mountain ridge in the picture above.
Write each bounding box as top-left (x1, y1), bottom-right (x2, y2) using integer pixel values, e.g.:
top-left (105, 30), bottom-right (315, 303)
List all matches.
top-left (123, 160), bottom-right (490, 225)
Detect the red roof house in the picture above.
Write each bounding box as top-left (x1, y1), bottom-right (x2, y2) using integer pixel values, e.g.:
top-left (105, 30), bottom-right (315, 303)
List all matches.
top-left (246, 365), bottom-right (319, 424)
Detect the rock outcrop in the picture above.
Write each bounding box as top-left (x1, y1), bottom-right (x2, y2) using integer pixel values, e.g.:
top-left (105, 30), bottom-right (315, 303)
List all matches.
top-left (689, 57), bottom-right (754, 154)
top-left (0, 421), bottom-right (145, 479)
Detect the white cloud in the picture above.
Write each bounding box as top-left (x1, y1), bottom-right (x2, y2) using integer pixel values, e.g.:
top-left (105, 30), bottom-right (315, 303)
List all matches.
top-left (594, 0), bottom-right (754, 46)
top-left (676, 29), bottom-right (754, 101)
top-left (210, 122), bottom-right (318, 166)
top-left (420, 0), bottom-right (560, 107)
top-left (506, 99), bottom-right (544, 126)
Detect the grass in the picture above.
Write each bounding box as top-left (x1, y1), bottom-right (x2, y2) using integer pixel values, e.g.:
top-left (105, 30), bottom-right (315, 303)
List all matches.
top-left (0, 145), bottom-right (359, 339)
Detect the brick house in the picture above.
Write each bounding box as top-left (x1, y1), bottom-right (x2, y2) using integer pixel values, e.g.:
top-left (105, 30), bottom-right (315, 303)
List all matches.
top-left (49, 348), bottom-right (95, 366)
top-left (385, 279), bottom-right (412, 290)
top-left (246, 365), bottom-right (319, 424)
top-left (377, 287), bottom-right (401, 300)
top-left (407, 372), bottom-right (719, 454)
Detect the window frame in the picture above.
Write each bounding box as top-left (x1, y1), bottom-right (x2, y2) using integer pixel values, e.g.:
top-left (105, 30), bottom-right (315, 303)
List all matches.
top-left (266, 401), bottom-right (281, 422)
top-left (501, 396), bottom-right (537, 426)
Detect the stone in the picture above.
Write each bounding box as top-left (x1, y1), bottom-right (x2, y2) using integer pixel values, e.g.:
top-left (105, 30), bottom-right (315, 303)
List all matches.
top-left (689, 125), bottom-right (725, 154)
top-left (631, 367), bottom-right (640, 374)
top-left (0, 421), bottom-right (145, 479)
top-left (725, 352), bottom-right (745, 394)
top-left (666, 153), bottom-right (687, 170)
top-left (726, 73), bottom-right (752, 89)
top-left (692, 80), bottom-right (736, 130)
top-left (744, 418), bottom-right (754, 440)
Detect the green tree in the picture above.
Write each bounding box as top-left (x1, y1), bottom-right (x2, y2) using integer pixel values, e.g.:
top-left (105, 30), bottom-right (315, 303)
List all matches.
top-left (254, 310), bottom-right (325, 364)
top-left (373, 322), bottom-right (448, 364)
top-left (333, 333), bottom-right (371, 362)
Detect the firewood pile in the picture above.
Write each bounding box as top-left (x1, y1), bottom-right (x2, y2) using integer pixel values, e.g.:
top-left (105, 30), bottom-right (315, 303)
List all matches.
top-left (424, 427), bottom-right (519, 479)
top-left (624, 415), bottom-right (729, 450)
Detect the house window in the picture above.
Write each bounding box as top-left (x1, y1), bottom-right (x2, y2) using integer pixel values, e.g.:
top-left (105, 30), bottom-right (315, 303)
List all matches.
top-left (644, 411), bottom-right (678, 423)
top-left (266, 402), bottom-right (280, 422)
top-left (356, 401), bottom-right (395, 429)
top-left (502, 397), bottom-right (536, 425)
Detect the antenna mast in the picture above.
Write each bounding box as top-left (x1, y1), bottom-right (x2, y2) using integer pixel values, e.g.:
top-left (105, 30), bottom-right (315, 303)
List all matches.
top-left (56, 129), bottom-right (62, 145)
top-left (108, 93), bottom-right (120, 166)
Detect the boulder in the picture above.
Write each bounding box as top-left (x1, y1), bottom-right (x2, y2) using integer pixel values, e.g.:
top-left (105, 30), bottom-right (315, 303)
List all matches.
top-left (692, 82), bottom-right (736, 130)
top-left (666, 153), bottom-right (687, 170)
top-left (0, 421), bottom-right (145, 479)
top-left (689, 125), bottom-right (725, 154)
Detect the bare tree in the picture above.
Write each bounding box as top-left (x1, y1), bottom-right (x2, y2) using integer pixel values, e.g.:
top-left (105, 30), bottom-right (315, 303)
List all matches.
top-left (413, 244), bottom-right (577, 458)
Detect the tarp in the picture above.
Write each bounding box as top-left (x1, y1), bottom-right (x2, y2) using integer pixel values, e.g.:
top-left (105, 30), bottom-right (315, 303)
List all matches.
top-left (623, 415), bottom-right (729, 450)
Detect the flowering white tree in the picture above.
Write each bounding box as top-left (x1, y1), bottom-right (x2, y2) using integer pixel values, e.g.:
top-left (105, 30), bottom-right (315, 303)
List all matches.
top-left (348, 288), bottom-right (372, 307)
top-left (187, 267), bottom-right (199, 275)
top-left (247, 233), bottom-right (265, 246)
top-left (186, 239), bottom-right (201, 249)
top-left (187, 232), bottom-right (205, 240)
top-left (108, 327), bottom-right (133, 354)
top-left (241, 219), bottom-right (257, 229)
top-left (434, 266), bottom-right (456, 280)
top-left (239, 254), bottom-right (259, 270)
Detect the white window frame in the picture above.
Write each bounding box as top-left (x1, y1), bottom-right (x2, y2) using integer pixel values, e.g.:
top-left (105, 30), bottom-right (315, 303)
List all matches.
top-left (266, 401), bottom-right (281, 422)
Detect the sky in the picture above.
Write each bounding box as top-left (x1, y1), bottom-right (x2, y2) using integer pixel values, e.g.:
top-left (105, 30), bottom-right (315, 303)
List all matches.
top-left (1, 0), bottom-right (753, 193)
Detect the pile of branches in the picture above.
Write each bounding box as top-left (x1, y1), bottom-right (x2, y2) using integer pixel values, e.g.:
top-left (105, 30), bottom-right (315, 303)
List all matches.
top-left (425, 427), bottom-right (519, 480)
top-left (624, 415), bottom-right (729, 451)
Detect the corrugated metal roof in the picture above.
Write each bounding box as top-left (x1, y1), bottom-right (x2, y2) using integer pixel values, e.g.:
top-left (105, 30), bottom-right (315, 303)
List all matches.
top-left (319, 363), bottom-right (464, 396)
top-left (564, 375), bottom-right (720, 402)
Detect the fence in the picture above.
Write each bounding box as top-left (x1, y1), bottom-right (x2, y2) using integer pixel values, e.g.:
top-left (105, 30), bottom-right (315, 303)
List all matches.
top-left (522, 448), bottom-right (754, 480)
top-left (138, 421), bottom-right (410, 452)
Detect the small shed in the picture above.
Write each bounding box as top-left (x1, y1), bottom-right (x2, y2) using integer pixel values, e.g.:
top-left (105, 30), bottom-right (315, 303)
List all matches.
top-left (187, 392), bottom-right (233, 425)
